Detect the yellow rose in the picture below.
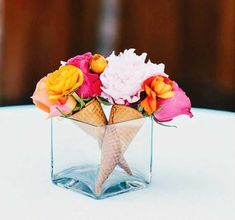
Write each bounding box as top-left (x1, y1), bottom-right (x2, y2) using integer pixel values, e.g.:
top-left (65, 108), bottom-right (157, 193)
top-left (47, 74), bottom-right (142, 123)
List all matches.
top-left (46, 65), bottom-right (84, 102)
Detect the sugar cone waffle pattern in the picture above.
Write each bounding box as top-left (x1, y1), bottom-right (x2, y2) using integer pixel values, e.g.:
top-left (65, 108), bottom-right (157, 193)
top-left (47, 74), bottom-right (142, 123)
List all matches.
top-left (109, 105), bottom-right (145, 151)
top-left (96, 105), bottom-right (144, 194)
top-left (71, 98), bottom-right (107, 126)
top-left (71, 99), bottom-right (107, 145)
top-left (70, 99), bottom-right (132, 178)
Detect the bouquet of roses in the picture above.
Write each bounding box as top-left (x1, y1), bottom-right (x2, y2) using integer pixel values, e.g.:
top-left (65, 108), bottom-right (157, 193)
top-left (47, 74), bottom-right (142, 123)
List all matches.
top-left (32, 49), bottom-right (193, 194)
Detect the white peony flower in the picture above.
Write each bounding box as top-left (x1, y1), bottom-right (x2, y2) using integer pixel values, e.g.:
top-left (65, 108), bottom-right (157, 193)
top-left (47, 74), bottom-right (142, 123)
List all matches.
top-left (100, 49), bottom-right (167, 104)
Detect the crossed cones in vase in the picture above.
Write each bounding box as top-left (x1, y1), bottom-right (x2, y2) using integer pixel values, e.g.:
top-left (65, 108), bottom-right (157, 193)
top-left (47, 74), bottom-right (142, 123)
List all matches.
top-left (71, 98), bottom-right (144, 194)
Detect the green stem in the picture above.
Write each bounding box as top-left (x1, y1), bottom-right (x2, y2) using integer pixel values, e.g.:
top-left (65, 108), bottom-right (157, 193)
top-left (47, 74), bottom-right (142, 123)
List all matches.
top-left (72, 92), bottom-right (85, 108)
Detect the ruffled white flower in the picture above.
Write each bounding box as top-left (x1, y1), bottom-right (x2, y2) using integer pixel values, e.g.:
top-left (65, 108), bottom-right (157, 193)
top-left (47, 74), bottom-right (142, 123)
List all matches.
top-left (100, 49), bottom-right (167, 104)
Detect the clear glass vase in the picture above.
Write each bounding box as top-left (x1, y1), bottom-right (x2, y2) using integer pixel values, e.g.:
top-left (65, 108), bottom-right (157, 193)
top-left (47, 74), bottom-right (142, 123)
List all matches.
top-left (51, 113), bottom-right (155, 199)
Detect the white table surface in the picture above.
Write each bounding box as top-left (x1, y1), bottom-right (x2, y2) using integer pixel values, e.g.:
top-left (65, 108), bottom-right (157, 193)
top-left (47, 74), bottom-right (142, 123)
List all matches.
top-left (0, 105), bottom-right (234, 220)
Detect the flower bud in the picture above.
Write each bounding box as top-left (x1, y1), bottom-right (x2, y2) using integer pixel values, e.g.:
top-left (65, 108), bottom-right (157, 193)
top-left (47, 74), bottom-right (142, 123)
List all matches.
top-left (90, 54), bottom-right (107, 74)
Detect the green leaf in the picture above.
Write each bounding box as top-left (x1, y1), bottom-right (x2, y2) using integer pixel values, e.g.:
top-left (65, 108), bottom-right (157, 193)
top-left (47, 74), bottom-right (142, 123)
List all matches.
top-left (156, 121), bottom-right (177, 128)
top-left (56, 107), bottom-right (69, 118)
top-left (82, 97), bottom-right (92, 102)
top-left (143, 112), bottom-right (149, 117)
top-left (137, 104), bottom-right (143, 112)
top-left (96, 96), bottom-right (112, 106)
top-left (73, 106), bottom-right (81, 112)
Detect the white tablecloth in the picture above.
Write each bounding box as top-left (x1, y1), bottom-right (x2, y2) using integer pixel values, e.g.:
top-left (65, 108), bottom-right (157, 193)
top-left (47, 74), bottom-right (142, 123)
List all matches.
top-left (0, 106), bottom-right (234, 220)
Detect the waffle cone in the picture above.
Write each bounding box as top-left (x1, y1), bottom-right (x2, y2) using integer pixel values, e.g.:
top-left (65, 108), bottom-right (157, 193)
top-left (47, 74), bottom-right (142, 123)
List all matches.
top-left (96, 105), bottom-right (144, 194)
top-left (109, 104), bottom-right (144, 124)
top-left (109, 105), bottom-right (144, 150)
top-left (71, 99), bottom-right (107, 144)
top-left (70, 99), bottom-right (132, 181)
top-left (71, 98), bottom-right (107, 126)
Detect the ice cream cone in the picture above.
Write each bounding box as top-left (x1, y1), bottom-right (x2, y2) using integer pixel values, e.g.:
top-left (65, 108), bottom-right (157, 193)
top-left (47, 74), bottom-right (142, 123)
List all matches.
top-left (96, 105), bottom-right (144, 194)
top-left (70, 98), bottom-right (107, 145)
top-left (70, 99), bottom-right (132, 178)
top-left (71, 98), bottom-right (107, 127)
top-left (109, 105), bottom-right (145, 148)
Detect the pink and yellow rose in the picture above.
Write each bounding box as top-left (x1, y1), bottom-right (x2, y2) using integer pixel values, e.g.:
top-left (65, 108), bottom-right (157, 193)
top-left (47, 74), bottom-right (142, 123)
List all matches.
top-left (32, 65), bottom-right (83, 117)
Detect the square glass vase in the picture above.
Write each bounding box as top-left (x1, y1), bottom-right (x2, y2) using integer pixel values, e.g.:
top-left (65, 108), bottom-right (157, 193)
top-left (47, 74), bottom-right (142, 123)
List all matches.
top-left (51, 114), bottom-right (155, 199)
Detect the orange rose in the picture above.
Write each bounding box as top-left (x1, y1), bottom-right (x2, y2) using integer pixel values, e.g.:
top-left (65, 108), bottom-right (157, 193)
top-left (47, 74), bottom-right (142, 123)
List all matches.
top-left (46, 65), bottom-right (84, 102)
top-left (141, 76), bottom-right (175, 115)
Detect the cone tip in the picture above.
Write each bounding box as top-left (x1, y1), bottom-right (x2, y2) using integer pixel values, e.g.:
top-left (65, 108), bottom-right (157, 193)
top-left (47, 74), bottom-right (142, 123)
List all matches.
top-left (95, 185), bottom-right (102, 195)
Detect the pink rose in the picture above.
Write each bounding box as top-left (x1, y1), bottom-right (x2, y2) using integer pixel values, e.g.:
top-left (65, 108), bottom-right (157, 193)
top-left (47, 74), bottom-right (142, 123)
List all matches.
top-left (32, 77), bottom-right (76, 117)
top-left (154, 82), bottom-right (193, 122)
top-left (66, 53), bottom-right (102, 98)
top-left (76, 73), bottom-right (102, 98)
top-left (67, 52), bottom-right (92, 75)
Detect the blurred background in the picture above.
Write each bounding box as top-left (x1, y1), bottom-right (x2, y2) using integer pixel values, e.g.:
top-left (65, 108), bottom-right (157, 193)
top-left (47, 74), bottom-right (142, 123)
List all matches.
top-left (0, 0), bottom-right (234, 111)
